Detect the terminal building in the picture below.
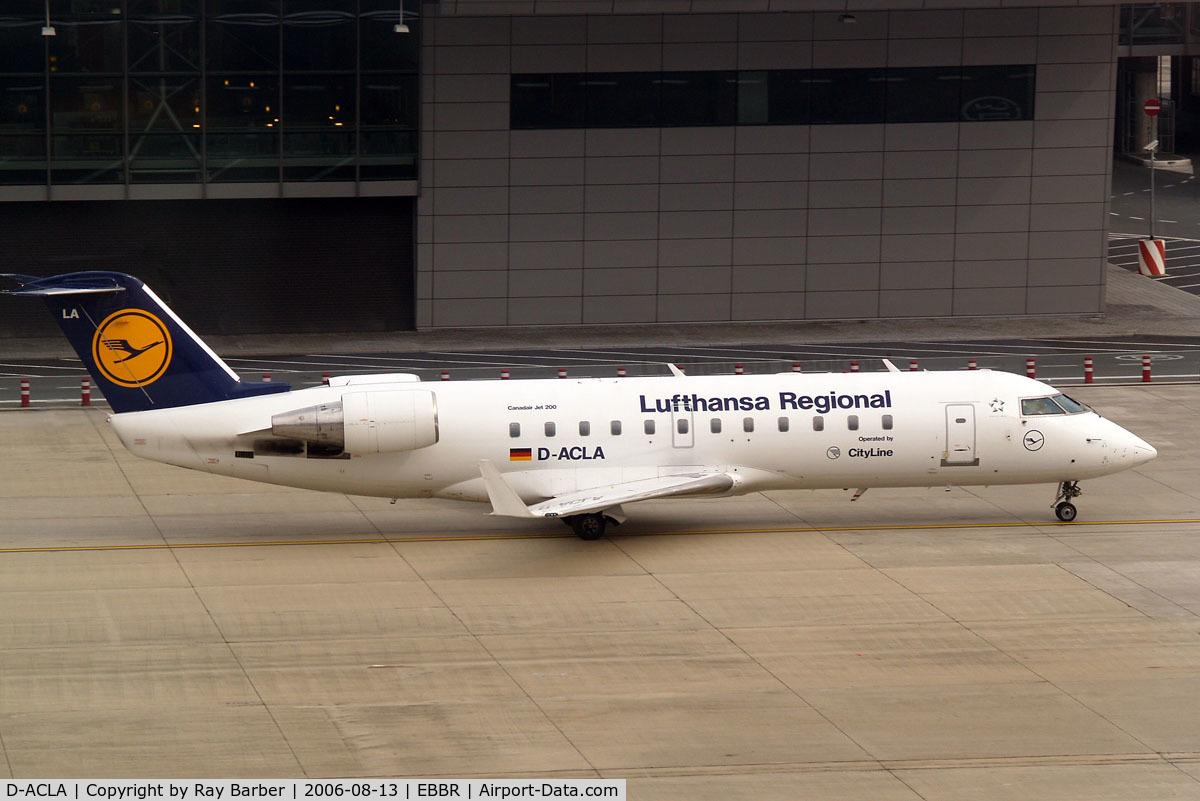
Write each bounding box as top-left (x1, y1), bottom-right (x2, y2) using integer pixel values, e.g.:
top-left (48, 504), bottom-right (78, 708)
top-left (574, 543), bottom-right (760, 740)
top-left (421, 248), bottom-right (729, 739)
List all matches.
top-left (0, 2), bottom-right (1195, 336)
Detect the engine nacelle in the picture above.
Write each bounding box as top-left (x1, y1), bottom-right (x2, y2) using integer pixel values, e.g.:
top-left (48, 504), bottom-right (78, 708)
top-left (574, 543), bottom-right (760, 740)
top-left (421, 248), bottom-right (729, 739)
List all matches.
top-left (271, 390), bottom-right (439, 454)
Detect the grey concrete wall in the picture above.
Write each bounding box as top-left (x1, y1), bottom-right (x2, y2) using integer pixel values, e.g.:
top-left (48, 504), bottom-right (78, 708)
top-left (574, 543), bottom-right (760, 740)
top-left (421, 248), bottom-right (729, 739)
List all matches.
top-left (416, 7), bottom-right (1117, 328)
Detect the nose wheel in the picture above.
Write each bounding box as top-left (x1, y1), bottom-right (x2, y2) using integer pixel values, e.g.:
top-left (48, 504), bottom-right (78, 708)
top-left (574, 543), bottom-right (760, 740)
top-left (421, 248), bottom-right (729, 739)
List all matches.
top-left (1053, 481), bottom-right (1082, 522)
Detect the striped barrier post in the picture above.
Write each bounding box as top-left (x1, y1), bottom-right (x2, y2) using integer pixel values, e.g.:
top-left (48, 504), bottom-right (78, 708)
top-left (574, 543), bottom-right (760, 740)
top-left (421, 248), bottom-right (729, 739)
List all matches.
top-left (262, 373), bottom-right (271, 382)
top-left (909, 360), bottom-right (919, 371)
top-left (557, 367), bottom-right (567, 379)
top-left (81, 378), bottom-right (91, 407)
top-left (500, 369), bottom-right (510, 380)
top-left (734, 364), bottom-right (744, 375)
top-left (1025, 357), bottom-right (1036, 379)
top-left (440, 370), bottom-right (450, 381)
top-left (20, 378), bottom-right (30, 408)
top-left (1083, 356), bottom-right (1094, 384)
top-left (792, 363), bottom-right (802, 373)
top-left (1138, 239), bottom-right (1167, 277)
top-left (321, 373), bottom-right (331, 386)
top-left (1142, 355), bottom-right (1152, 383)
top-left (850, 361), bottom-right (860, 372)
top-left (967, 358), bottom-right (977, 371)
top-left (617, 366), bottom-right (627, 377)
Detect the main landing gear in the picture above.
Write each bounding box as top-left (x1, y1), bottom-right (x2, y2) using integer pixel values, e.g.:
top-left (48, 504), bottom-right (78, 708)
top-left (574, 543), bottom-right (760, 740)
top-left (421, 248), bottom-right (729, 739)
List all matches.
top-left (564, 513), bottom-right (610, 540)
top-left (1053, 480), bottom-right (1082, 522)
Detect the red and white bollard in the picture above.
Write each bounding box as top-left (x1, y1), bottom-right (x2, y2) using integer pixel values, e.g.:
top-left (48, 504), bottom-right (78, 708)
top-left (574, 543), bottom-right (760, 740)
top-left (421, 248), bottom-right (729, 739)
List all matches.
top-left (81, 378), bottom-right (91, 407)
top-left (850, 361), bottom-right (860, 373)
top-left (558, 367), bottom-right (568, 379)
top-left (1083, 356), bottom-right (1094, 384)
top-left (676, 364), bottom-right (686, 374)
top-left (20, 378), bottom-right (30, 408)
top-left (262, 373), bottom-right (271, 382)
top-left (909, 359), bottom-right (919, 371)
top-left (1142, 355), bottom-right (1152, 383)
top-left (967, 358), bottom-right (977, 371)
top-left (440, 370), bottom-right (450, 381)
top-left (321, 373), bottom-right (331, 386)
top-left (792, 362), bottom-right (802, 373)
top-left (500, 369), bottom-right (510, 380)
top-left (734, 364), bottom-right (744, 375)
top-left (1025, 357), bottom-right (1036, 379)
top-left (617, 366), bottom-right (627, 377)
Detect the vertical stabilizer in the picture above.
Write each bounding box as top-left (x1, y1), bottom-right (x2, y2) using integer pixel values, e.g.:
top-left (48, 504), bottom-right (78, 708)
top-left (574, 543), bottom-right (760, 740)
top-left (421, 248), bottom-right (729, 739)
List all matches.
top-left (2, 271), bottom-right (290, 413)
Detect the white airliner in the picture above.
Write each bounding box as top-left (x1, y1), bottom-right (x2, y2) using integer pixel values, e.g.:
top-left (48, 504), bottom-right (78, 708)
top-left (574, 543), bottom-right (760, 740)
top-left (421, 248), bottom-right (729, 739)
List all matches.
top-left (4, 272), bottom-right (1157, 539)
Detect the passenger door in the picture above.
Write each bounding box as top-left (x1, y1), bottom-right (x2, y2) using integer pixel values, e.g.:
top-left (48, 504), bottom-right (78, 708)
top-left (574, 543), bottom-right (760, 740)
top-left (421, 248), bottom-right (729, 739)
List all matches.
top-left (943, 403), bottom-right (978, 466)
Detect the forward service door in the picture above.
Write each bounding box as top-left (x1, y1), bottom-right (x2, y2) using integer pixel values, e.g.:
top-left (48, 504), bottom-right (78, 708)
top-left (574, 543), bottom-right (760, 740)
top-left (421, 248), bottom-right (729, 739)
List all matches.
top-left (942, 403), bottom-right (979, 466)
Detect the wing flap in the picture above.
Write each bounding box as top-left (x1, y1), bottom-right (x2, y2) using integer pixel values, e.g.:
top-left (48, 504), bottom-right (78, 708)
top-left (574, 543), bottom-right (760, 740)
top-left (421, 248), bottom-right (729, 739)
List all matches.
top-left (478, 461), bottom-right (735, 519)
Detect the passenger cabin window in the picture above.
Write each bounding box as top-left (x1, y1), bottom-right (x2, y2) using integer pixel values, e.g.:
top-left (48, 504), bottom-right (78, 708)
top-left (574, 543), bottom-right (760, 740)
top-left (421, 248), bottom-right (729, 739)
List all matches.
top-left (1021, 396), bottom-right (1066, 416)
top-left (579, 421), bottom-right (590, 436)
top-left (848, 414), bottom-right (859, 431)
top-left (882, 414), bottom-right (893, 430)
top-left (813, 416), bottom-right (824, 431)
top-left (711, 418), bottom-right (722, 434)
top-left (509, 422), bottom-right (520, 438)
top-left (743, 417), bottom-right (754, 433)
top-left (611, 420), bottom-right (622, 435)
top-left (644, 420), bottom-right (655, 435)
top-left (677, 418), bottom-right (689, 434)
top-left (778, 417), bottom-right (789, 432)
top-left (545, 421), bottom-right (556, 436)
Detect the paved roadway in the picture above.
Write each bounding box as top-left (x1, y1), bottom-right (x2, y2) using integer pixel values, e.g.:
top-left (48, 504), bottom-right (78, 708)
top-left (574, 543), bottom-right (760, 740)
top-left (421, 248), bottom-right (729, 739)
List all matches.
top-left (1109, 159), bottom-right (1200, 293)
top-left (3, 336), bottom-right (1200, 407)
top-left (2, 383), bottom-right (1199, 796)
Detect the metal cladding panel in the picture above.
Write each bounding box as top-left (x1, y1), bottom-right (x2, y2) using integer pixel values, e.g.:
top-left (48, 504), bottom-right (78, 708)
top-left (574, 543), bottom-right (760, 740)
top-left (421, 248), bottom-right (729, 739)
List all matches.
top-left (0, 197), bottom-right (415, 337)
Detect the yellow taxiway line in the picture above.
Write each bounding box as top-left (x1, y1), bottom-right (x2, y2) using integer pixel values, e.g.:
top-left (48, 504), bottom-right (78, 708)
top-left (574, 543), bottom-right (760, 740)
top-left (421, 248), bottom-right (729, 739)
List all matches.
top-left (2, 517), bottom-right (1200, 554)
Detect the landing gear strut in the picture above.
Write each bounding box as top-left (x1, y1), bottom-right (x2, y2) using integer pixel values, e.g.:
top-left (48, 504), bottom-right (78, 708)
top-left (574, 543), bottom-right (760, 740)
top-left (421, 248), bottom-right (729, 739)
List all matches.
top-left (565, 513), bottom-right (608, 540)
top-left (1053, 481), bottom-right (1082, 522)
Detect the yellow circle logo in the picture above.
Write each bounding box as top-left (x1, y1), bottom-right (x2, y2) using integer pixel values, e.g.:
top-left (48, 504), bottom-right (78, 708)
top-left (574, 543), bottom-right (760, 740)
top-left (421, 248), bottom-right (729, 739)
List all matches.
top-left (91, 310), bottom-right (173, 388)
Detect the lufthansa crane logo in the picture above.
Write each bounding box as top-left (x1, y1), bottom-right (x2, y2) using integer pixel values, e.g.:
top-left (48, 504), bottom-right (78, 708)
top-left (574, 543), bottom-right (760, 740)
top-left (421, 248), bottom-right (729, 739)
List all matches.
top-left (91, 309), bottom-right (173, 387)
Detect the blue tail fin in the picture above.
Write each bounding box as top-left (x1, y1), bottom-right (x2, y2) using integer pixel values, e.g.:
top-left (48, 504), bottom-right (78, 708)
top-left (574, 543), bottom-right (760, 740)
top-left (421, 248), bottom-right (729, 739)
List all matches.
top-left (2, 271), bottom-right (290, 414)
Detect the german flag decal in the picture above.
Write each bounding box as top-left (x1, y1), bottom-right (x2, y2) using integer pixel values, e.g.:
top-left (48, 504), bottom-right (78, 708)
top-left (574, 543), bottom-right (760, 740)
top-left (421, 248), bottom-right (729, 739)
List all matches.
top-left (509, 448), bottom-right (532, 461)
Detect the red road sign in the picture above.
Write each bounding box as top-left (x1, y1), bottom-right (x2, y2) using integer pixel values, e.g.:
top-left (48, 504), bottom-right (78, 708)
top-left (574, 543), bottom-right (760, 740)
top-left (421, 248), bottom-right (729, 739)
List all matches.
top-left (1145, 98), bottom-right (1162, 117)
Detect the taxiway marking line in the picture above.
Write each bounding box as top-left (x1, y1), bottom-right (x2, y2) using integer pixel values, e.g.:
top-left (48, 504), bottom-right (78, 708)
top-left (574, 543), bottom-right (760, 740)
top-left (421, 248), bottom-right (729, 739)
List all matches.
top-left (5, 518), bottom-right (1200, 553)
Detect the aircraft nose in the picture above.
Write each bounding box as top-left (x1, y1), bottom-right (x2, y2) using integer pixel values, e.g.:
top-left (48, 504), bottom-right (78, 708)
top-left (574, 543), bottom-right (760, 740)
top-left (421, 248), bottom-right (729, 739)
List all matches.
top-left (1121, 429), bottom-right (1157, 465)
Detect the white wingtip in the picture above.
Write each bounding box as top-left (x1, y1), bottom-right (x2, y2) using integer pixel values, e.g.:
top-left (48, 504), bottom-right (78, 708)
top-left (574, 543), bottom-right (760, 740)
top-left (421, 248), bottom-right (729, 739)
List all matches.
top-left (478, 459), bottom-right (538, 518)
top-left (882, 359), bottom-right (900, 373)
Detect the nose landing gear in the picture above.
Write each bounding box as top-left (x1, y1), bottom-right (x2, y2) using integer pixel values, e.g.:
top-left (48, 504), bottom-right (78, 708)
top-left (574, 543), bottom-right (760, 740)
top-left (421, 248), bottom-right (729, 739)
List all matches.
top-left (1053, 480), bottom-right (1082, 522)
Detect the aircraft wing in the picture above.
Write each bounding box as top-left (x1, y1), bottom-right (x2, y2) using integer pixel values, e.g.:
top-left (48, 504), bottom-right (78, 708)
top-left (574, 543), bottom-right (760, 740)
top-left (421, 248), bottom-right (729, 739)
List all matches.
top-left (479, 460), bottom-right (735, 519)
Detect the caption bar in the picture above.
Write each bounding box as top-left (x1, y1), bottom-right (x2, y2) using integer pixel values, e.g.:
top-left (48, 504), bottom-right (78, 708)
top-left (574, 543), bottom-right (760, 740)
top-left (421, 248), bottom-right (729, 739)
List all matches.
top-left (5, 784), bottom-right (625, 801)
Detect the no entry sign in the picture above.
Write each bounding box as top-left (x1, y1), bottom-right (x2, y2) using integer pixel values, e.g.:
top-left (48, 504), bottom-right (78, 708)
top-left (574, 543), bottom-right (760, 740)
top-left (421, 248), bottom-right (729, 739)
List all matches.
top-left (1145, 98), bottom-right (1161, 117)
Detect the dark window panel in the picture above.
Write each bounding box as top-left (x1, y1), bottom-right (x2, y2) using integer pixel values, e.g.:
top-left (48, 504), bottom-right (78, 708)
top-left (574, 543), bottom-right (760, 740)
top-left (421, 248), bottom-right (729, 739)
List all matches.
top-left (128, 132), bottom-right (202, 183)
top-left (206, 74), bottom-right (279, 129)
top-left (809, 68), bottom-right (886, 125)
top-left (737, 71), bottom-right (768, 125)
top-left (886, 67), bottom-right (962, 124)
top-left (361, 76), bottom-right (417, 127)
top-left (586, 72), bottom-right (659, 127)
top-left (207, 0), bottom-right (281, 72)
top-left (960, 65), bottom-right (1036, 121)
top-left (50, 76), bottom-right (121, 132)
top-left (766, 69), bottom-right (809, 124)
top-left (50, 133), bottom-right (123, 183)
top-left (658, 70), bottom-right (737, 127)
top-left (284, 74), bottom-right (354, 127)
top-left (361, 0), bottom-right (418, 72)
top-left (47, 1), bottom-right (124, 74)
top-left (207, 131), bottom-right (279, 181)
top-left (283, 131), bottom-right (356, 181)
top-left (128, 3), bottom-right (202, 74)
top-left (129, 76), bottom-right (202, 132)
top-left (0, 134), bottom-right (47, 184)
top-left (511, 73), bottom-right (584, 129)
top-left (0, 5), bottom-right (48, 75)
top-left (283, 2), bottom-right (354, 72)
top-left (0, 78), bottom-right (44, 131)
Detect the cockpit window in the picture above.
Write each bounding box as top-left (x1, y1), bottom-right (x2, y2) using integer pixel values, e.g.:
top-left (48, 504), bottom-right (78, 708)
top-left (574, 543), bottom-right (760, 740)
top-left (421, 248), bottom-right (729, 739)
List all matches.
top-left (1020, 396), bottom-right (1066, 416)
top-left (1053, 393), bottom-right (1090, 414)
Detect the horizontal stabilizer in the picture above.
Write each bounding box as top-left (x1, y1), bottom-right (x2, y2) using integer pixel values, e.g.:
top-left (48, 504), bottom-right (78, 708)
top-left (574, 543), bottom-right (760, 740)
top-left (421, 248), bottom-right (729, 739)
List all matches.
top-left (2, 273), bottom-right (124, 296)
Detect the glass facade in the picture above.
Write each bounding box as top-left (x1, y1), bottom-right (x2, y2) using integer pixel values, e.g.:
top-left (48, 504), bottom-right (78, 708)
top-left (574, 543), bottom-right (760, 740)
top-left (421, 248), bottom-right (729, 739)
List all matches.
top-left (512, 66), bottom-right (1036, 129)
top-left (0, 1), bottom-right (417, 186)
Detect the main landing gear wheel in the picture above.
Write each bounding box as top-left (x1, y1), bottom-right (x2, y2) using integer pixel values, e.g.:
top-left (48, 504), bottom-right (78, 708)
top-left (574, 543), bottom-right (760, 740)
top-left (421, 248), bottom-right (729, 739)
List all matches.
top-left (1055, 502), bottom-right (1078, 522)
top-left (566, 513), bottom-right (607, 540)
top-left (1052, 480), bottom-right (1082, 522)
